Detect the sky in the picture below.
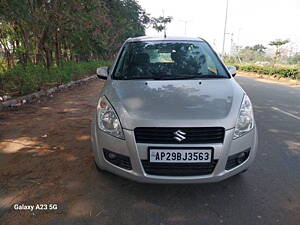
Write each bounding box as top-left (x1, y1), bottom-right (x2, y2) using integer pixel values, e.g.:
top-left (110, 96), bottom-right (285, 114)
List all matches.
top-left (137, 0), bottom-right (300, 54)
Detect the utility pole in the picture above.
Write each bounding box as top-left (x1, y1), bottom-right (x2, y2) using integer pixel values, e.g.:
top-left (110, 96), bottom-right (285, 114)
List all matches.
top-left (230, 33), bottom-right (234, 55)
top-left (183, 20), bottom-right (188, 36)
top-left (179, 20), bottom-right (189, 36)
top-left (162, 9), bottom-right (166, 38)
top-left (222, 0), bottom-right (229, 58)
top-left (237, 28), bottom-right (242, 47)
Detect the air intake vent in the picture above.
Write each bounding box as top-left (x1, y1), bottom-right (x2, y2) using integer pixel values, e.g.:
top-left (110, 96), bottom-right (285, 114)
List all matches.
top-left (141, 160), bottom-right (218, 176)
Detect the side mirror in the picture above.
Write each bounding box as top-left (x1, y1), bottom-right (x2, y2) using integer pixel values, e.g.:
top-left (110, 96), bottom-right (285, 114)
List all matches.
top-left (227, 66), bottom-right (237, 77)
top-left (96, 67), bottom-right (109, 80)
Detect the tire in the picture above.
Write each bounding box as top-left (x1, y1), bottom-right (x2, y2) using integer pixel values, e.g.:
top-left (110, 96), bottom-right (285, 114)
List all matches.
top-left (94, 160), bottom-right (104, 172)
top-left (237, 169), bottom-right (248, 175)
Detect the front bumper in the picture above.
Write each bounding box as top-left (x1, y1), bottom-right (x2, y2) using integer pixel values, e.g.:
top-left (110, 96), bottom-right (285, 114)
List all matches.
top-left (91, 119), bottom-right (258, 183)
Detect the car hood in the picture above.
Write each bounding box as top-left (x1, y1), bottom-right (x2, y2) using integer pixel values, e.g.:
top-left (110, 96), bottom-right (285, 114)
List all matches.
top-left (103, 79), bottom-right (244, 130)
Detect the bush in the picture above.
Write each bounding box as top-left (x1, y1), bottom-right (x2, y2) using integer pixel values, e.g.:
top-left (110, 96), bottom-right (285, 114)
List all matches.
top-left (0, 61), bottom-right (111, 96)
top-left (235, 64), bottom-right (300, 80)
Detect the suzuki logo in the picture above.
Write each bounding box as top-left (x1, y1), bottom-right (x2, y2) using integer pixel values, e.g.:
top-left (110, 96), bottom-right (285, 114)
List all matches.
top-left (174, 130), bottom-right (186, 142)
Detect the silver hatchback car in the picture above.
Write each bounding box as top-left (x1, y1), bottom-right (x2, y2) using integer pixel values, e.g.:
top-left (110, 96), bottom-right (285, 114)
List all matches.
top-left (91, 36), bottom-right (258, 183)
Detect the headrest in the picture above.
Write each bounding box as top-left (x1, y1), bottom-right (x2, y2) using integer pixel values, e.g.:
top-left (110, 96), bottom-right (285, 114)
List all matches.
top-left (171, 51), bottom-right (180, 62)
top-left (133, 53), bottom-right (150, 65)
top-left (199, 55), bottom-right (206, 64)
top-left (171, 50), bottom-right (187, 63)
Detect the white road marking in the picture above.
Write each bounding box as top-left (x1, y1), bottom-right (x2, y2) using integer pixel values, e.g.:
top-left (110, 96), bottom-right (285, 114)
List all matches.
top-left (271, 107), bottom-right (300, 121)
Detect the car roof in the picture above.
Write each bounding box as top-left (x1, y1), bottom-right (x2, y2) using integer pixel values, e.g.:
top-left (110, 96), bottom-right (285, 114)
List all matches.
top-left (127, 36), bottom-right (205, 43)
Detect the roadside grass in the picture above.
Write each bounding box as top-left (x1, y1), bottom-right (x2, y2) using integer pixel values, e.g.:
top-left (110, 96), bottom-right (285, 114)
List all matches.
top-left (0, 61), bottom-right (111, 97)
top-left (233, 64), bottom-right (300, 80)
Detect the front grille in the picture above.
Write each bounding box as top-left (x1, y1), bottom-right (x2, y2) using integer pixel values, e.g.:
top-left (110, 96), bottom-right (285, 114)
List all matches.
top-left (134, 127), bottom-right (225, 144)
top-left (141, 160), bottom-right (218, 176)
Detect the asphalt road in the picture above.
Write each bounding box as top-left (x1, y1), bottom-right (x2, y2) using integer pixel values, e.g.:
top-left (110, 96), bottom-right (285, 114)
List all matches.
top-left (0, 75), bottom-right (299, 225)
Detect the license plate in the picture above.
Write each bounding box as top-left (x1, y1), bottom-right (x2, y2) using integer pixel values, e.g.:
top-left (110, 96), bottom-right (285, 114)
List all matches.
top-left (149, 149), bottom-right (212, 163)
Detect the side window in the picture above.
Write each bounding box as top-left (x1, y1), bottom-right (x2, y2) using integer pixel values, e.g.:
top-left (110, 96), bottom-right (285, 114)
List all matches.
top-left (205, 56), bottom-right (218, 74)
top-left (200, 42), bottom-right (226, 75)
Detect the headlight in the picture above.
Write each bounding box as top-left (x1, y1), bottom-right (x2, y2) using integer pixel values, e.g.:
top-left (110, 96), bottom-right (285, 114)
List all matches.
top-left (233, 94), bottom-right (254, 139)
top-left (97, 96), bottom-right (124, 139)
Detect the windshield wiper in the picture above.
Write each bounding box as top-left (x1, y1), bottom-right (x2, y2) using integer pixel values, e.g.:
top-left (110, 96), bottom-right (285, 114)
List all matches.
top-left (197, 75), bottom-right (228, 78)
top-left (166, 76), bottom-right (200, 80)
top-left (120, 76), bottom-right (194, 80)
top-left (154, 75), bottom-right (227, 80)
top-left (121, 77), bottom-right (156, 80)
top-left (118, 75), bottom-right (227, 80)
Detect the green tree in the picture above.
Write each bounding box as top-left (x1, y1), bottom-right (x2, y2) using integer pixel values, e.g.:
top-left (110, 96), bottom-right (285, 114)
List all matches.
top-left (0, 0), bottom-right (149, 68)
top-left (287, 53), bottom-right (300, 65)
top-left (250, 44), bottom-right (267, 54)
top-left (269, 39), bottom-right (289, 65)
top-left (238, 45), bottom-right (270, 63)
top-left (151, 16), bottom-right (173, 37)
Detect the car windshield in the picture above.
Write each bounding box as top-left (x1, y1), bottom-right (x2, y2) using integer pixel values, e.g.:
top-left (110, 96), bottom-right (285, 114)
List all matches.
top-left (113, 41), bottom-right (229, 80)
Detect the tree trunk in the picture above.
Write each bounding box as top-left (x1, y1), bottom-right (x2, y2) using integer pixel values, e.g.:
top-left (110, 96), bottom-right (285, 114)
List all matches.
top-left (36, 28), bottom-right (49, 66)
top-left (16, 23), bottom-right (31, 64)
top-left (55, 31), bottom-right (61, 65)
top-left (0, 40), bottom-right (12, 69)
top-left (44, 48), bottom-right (51, 69)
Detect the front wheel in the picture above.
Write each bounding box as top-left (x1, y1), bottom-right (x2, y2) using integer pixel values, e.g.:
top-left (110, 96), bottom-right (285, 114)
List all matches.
top-left (94, 160), bottom-right (104, 172)
top-left (237, 169), bottom-right (248, 175)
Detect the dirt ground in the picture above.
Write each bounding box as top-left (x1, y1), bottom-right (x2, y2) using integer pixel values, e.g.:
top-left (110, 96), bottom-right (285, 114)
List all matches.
top-left (0, 79), bottom-right (107, 224)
